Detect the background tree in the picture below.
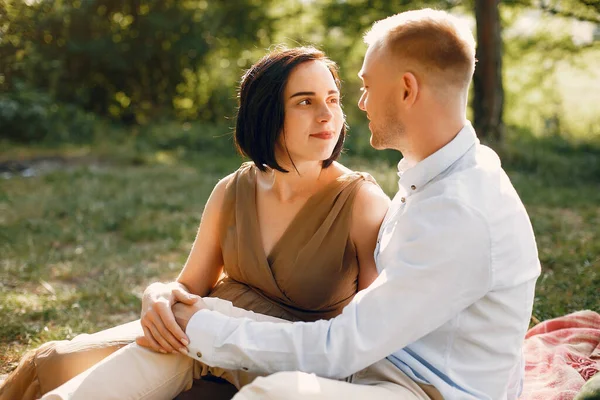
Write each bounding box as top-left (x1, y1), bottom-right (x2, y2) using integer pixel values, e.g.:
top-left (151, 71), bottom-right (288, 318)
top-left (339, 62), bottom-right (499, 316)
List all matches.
top-left (473, 0), bottom-right (504, 141)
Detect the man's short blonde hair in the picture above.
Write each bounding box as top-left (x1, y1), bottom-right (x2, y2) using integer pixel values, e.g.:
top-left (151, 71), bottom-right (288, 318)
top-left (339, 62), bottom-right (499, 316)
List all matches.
top-left (364, 8), bottom-right (476, 90)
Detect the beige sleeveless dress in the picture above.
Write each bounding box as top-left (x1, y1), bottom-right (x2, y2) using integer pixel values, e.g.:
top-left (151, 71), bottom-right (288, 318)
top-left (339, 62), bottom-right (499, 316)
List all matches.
top-left (207, 162), bottom-right (375, 322)
top-left (0, 162), bottom-right (377, 400)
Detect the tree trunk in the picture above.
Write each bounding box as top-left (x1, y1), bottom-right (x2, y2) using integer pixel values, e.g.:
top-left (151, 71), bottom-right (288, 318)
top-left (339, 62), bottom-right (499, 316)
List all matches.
top-left (473, 0), bottom-right (504, 141)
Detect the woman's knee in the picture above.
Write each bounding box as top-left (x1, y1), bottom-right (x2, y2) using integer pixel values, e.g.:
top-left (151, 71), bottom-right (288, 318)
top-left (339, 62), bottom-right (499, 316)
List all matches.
top-left (35, 339), bottom-right (126, 394)
top-left (0, 341), bottom-right (65, 400)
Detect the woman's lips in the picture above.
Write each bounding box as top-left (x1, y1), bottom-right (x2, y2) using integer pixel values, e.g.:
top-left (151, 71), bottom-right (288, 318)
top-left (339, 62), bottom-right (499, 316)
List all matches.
top-left (310, 131), bottom-right (334, 140)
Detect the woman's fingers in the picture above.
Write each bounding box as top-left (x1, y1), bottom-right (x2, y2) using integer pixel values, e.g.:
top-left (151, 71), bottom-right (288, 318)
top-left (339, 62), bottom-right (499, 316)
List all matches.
top-left (173, 288), bottom-right (199, 305)
top-left (147, 322), bottom-right (177, 354)
top-left (154, 314), bottom-right (188, 354)
top-left (140, 324), bottom-right (166, 354)
top-left (138, 284), bottom-right (193, 353)
top-left (157, 307), bottom-right (189, 349)
top-left (150, 304), bottom-right (189, 351)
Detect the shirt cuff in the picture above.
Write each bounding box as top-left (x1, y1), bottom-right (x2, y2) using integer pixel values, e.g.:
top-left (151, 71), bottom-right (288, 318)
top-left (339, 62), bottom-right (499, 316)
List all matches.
top-left (185, 308), bottom-right (241, 370)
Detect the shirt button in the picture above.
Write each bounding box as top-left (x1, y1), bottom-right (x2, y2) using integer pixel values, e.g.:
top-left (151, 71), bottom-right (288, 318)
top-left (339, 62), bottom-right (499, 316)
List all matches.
top-left (401, 197), bottom-right (406, 203)
top-left (196, 351), bottom-right (202, 358)
top-left (410, 185), bottom-right (416, 190)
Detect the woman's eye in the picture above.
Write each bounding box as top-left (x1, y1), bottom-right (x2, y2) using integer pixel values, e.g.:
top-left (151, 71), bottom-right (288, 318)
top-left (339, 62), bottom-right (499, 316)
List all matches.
top-left (329, 97), bottom-right (339, 104)
top-left (299, 99), bottom-right (311, 105)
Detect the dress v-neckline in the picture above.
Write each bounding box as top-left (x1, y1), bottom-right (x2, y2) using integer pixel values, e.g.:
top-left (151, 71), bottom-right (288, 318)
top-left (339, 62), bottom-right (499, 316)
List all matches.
top-left (251, 166), bottom-right (355, 263)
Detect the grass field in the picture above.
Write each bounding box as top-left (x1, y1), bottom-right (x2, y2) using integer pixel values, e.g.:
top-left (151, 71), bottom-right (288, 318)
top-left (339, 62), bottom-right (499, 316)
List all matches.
top-left (1, 127), bottom-right (599, 375)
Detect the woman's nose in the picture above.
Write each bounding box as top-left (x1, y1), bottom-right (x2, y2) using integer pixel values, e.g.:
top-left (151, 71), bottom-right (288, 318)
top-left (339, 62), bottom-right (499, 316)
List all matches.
top-left (318, 102), bottom-right (334, 122)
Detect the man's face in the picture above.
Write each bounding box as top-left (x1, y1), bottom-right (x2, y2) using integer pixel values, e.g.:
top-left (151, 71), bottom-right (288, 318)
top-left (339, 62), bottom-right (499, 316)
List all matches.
top-left (358, 44), bottom-right (405, 151)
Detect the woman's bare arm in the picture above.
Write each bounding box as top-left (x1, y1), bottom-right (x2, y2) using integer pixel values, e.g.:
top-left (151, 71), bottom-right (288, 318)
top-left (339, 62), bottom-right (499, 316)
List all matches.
top-left (138, 173), bottom-right (233, 353)
top-left (176, 173), bottom-right (234, 296)
top-left (351, 182), bottom-right (390, 290)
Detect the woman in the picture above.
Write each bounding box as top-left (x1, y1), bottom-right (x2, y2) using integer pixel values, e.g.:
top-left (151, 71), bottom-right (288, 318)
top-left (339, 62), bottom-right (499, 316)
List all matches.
top-left (0, 46), bottom-right (390, 399)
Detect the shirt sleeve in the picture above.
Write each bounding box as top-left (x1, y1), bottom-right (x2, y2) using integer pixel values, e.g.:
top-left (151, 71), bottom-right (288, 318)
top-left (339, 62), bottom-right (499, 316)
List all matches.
top-left (185, 196), bottom-right (492, 378)
top-left (201, 297), bottom-right (290, 323)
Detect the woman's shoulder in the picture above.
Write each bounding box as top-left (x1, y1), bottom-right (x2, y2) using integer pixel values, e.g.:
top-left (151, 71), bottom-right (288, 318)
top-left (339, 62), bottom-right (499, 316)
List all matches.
top-left (327, 162), bottom-right (390, 224)
top-left (350, 178), bottom-right (390, 240)
top-left (329, 161), bottom-right (379, 187)
top-left (210, 162), bottom-right (256, 201)
top-left (353, 180), bottom-right (390, 211)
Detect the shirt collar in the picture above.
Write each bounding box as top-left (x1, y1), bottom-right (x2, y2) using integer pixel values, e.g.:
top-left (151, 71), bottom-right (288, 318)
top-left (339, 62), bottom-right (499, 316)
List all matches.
top-left (397, 121), bottom-right (478, 193)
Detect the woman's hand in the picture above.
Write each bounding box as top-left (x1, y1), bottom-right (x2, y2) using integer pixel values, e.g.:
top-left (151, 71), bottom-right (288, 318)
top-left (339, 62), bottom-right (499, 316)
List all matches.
top-left (136, 282), bottom-right (199, 354)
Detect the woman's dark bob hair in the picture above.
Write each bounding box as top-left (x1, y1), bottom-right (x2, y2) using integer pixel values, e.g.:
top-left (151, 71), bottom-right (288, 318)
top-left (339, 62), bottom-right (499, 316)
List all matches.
top-left (234, 46), bottom-right (346, 173)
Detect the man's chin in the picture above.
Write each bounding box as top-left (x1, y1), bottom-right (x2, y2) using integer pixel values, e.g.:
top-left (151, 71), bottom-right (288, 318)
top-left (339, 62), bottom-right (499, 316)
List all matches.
top-left (369, 135), bottom-right (385, 150)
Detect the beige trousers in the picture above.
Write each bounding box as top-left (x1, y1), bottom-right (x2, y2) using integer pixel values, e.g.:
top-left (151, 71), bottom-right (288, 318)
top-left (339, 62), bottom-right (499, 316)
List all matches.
top-left (38, 298), bottom-right (442, 399)
top-left (40, 298), bottom-right (280, 400)
top-left (41, 341), bottom-right (259, 400)
top-left (0, 320), bottom-right (142, 400)
top-left (43, 349), bottom-right (441, 400)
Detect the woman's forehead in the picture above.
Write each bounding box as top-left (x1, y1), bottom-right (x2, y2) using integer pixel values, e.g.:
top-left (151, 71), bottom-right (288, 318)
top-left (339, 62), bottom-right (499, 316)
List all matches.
top-left (285, 61), bottom-right (338, 93)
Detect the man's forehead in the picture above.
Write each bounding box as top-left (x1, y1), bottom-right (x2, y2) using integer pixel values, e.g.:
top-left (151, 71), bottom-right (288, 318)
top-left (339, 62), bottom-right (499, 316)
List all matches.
top-left (359, 45), bottom-right (385, 79)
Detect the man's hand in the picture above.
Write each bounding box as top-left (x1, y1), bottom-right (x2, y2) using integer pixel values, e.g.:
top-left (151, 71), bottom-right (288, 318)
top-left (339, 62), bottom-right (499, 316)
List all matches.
top-left (172, 297), bottom-right (208, 332)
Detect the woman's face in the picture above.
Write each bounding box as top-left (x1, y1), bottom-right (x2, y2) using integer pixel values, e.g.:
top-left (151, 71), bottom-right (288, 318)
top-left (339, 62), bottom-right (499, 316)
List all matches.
top-left (276, 60), bottom-right (344, 167)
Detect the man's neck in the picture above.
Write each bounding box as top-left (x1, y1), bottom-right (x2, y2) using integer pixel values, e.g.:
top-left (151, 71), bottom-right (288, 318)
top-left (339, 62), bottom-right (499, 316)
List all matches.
top-left (404, 117), bottom-right (466, 163)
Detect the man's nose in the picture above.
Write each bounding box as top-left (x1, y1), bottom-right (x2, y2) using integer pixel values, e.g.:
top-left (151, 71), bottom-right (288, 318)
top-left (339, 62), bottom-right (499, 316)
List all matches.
top-left (358, 91), bottom-right (366, 111)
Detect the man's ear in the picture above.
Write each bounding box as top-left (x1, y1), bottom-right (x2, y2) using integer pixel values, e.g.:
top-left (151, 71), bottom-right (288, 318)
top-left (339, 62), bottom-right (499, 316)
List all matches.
top-left (402, 72), bottom-right (419, 106)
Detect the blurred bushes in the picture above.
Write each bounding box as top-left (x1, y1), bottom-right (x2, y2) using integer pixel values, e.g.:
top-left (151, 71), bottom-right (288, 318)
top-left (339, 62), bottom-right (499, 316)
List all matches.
top-left (135, 121), bottom-right (236, 157)
top-left (1, 0), bottom-right (598, 147)
top-left (496, 126), bottom-right (600, 185)
top-left (0, 0), bottom-right (273, 136)
top-left (0, 82), bottom-right (98, 143)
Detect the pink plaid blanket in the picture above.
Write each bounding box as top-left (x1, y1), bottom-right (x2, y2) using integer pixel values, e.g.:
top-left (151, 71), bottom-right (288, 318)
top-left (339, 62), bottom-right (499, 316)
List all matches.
top-left (520, 310), bottom-right (600, 399)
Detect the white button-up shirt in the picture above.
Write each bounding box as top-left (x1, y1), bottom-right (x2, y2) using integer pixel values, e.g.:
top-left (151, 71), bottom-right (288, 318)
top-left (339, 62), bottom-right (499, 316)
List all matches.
top-left (186, 122), bottom-right (541, 400)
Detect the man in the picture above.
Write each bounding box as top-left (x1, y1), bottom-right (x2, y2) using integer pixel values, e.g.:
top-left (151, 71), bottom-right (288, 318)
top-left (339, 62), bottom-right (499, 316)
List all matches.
top-left (176, 8), bottom-right (541, 399)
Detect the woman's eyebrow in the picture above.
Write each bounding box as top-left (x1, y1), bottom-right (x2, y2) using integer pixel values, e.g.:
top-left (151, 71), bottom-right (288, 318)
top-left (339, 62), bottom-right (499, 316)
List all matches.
top-left (289, 90), bottom-right (339, 99)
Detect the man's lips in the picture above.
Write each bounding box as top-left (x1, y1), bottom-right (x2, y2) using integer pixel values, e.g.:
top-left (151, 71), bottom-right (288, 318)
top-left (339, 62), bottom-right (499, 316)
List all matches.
top-left (310, 131), bottom-right (335, 139)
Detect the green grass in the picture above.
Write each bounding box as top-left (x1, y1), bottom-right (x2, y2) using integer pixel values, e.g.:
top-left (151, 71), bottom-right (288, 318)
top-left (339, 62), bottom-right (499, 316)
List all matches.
top-left (1, 127), bottom-right (599, 375)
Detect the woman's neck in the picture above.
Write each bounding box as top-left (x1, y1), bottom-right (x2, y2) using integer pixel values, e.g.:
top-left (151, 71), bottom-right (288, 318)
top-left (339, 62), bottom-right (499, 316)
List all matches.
top-left (258, 160), bottom-right (328, 203)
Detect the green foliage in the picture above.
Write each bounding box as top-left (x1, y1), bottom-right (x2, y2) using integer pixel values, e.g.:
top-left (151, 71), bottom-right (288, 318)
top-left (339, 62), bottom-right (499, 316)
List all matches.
top-left (496, 125), bottom-right (600, 185)
top-left (506, 0), bottom-right (600, 22)
top-left (1, 0), bottom-right (599, 144)
top-left (139, 121), bottom-right (235, 152)
top-left (0, 82), bottom-right (98, 143)
top-left (501, 3), bottom-right (600, 139)
top-left (0, 0), bottom-right (273, 124)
